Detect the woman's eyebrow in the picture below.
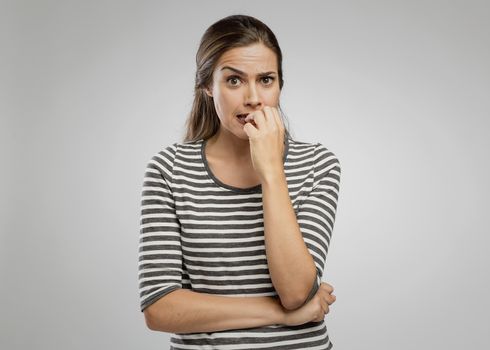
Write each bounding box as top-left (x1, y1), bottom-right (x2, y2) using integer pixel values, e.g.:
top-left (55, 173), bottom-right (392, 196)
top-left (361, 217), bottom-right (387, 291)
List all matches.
top-left (221, 66), bottom-right (276, 76)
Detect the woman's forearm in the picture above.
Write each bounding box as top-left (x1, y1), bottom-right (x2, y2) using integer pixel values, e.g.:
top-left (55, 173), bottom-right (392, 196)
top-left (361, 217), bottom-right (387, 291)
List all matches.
top-left (262, 171), bottom-right (317, 309)
top-left (145, 289), bottom-right (286, 334)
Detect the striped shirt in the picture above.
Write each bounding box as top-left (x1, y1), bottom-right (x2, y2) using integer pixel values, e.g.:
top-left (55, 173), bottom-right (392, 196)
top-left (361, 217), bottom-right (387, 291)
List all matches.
top-left (138, 136), bottom-right (341, 349)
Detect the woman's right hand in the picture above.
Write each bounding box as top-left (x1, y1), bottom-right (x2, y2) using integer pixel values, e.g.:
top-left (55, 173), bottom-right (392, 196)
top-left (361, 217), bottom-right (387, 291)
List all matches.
top-left (282, 282), bottom-right (336, 326)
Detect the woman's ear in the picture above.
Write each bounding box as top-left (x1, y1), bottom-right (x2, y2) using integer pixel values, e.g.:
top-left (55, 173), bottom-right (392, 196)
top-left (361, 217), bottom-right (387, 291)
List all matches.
top-left (203, 82), bottom-right (214, 98)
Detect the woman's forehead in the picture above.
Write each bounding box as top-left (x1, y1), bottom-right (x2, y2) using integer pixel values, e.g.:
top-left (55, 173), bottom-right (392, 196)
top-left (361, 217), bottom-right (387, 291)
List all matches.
top-left (216, 44), bottom-right (277, 74)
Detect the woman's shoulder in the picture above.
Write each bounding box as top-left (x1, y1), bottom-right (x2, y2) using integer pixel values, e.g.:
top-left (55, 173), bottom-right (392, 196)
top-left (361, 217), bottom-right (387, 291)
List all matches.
top-left (150, 139), bottom-right (200, 157)
top-left (148, 142), bottom-right (179, 164)
top-left (288, 137), bottom-right (340, 164)
top-left (144, 141), bottom-right (184, 182)
top-left (147, 139), bottom-right (203, 169)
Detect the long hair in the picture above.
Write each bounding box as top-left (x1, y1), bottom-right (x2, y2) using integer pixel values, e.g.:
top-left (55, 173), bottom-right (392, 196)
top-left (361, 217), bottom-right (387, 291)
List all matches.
top-left (182, 14), bottom-right (294, 143)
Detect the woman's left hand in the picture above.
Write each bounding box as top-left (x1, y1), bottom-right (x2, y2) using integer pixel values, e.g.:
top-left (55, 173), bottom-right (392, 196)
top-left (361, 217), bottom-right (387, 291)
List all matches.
top-left (242, 105), bottom-right (285, 183)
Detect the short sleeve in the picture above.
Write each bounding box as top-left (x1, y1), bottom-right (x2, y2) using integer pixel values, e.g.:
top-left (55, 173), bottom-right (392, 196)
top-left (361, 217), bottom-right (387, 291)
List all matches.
top-left (297, 143), bottom-right (341, 304)
top-left (138, 145), bottom-right (183, 312)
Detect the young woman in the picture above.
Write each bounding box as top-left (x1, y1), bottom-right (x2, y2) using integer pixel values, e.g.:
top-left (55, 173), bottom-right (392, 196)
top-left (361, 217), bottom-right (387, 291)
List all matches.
top-left (138, 14), bottom-right (341, 349)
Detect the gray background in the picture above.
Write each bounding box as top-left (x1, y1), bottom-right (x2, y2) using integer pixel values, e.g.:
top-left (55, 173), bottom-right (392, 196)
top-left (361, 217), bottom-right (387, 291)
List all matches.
top-left (2, 0), bottom-right (489, 349)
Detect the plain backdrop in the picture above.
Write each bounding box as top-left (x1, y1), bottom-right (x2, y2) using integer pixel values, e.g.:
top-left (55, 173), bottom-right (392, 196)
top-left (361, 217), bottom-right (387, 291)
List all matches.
top-left (1, 0), bottom-right (489, 349)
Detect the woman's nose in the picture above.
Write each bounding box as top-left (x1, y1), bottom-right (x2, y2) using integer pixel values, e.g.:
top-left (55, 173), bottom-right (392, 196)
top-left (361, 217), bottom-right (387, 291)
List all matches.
top-left (244, 84), bottom-right (261, 107)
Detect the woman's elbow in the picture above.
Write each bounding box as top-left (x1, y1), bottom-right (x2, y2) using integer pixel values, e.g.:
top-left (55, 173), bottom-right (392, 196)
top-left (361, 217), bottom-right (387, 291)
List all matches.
top-left (143, 308), bottom-right (156, 330)
top-left (143, 304), bottom-right (166, 331)
top-left (280, 294), bottom-right (306, 311)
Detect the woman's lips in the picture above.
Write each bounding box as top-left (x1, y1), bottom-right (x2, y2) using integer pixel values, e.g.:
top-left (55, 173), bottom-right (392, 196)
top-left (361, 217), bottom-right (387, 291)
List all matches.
top-left (237, 116), bottom-right (247, 125)
top-left (236, 113), bottom-right (249, 125)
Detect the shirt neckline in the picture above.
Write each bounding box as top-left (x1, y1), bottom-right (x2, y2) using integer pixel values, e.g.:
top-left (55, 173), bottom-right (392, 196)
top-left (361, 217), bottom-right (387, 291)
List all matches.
top-left (200, 135), bottom-right (290, 193)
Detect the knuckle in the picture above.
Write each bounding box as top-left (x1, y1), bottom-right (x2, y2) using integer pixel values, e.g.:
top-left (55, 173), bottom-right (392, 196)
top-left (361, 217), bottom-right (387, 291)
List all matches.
top-left (321, 283), bottom-right (331, 292)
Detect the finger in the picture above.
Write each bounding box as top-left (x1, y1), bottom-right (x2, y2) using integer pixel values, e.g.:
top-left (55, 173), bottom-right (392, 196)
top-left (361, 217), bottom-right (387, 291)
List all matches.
top-left (243, 122), bottom-right (259, 138)
top-left (263, 106), bottom-right (276, 129)
top-left (321, 283), bottom-right (334, 293)
top-left (321, 284), bottom-right (333, 294)
top-left (321, 298), bottom-right (329, 313)
top-left (318, 291), bottom-right (331, 309)
top-left (271, 106), bottom-right (284, 132)
top-left (245, 109), bottom-right (266, 129)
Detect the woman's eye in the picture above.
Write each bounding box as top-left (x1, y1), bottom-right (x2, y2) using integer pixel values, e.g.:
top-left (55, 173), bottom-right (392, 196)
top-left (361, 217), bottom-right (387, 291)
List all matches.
top-left (227, 77), bottom-right (241, 86)
top-left (262, 76), bottom-right (275, 85)
top-left (226, 76), bottom-right (275, 87)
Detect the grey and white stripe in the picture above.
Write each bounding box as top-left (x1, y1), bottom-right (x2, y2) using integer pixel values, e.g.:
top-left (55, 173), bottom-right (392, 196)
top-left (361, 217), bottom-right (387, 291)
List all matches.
top-left (138, 136), bottom-right (341, 349)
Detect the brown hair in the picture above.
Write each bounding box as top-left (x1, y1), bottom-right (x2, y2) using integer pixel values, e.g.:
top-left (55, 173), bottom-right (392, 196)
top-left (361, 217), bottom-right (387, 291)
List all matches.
top-left (182, 14), bottom-right (294, 143)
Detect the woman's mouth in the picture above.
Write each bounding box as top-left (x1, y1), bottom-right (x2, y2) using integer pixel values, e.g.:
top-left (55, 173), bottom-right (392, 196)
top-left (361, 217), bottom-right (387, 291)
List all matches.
top-left (236, 113), bottom-right (249, 125)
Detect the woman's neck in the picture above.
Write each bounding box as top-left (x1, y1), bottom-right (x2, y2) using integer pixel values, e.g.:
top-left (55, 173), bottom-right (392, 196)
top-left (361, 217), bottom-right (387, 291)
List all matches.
top-left (206, 129), bottom-right (252, 163)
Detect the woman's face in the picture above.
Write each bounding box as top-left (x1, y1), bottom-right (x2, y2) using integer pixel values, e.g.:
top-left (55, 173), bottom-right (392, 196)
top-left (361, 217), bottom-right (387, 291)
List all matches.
top-left (205, 43), bottom-right (281, 140)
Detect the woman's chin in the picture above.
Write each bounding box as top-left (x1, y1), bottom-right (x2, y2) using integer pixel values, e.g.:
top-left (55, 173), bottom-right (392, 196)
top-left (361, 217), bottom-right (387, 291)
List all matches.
top-left (236, 131), bottom-right (250, 140)
top-left (231, 127), bottom-right (250, 140)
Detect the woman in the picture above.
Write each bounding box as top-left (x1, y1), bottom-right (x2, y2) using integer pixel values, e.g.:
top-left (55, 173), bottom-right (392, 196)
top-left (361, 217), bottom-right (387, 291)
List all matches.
top-left (138, 14), bottom-right (341, 349)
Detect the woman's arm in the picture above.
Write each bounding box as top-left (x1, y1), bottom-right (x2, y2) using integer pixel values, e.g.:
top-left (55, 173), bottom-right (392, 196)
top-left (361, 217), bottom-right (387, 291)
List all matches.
top-left (262, 172), bottom-right (318, 309)
top-left (144, 289), bottom-right (285, 333)
top-left (262, 143), bottom-right (341, 310)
